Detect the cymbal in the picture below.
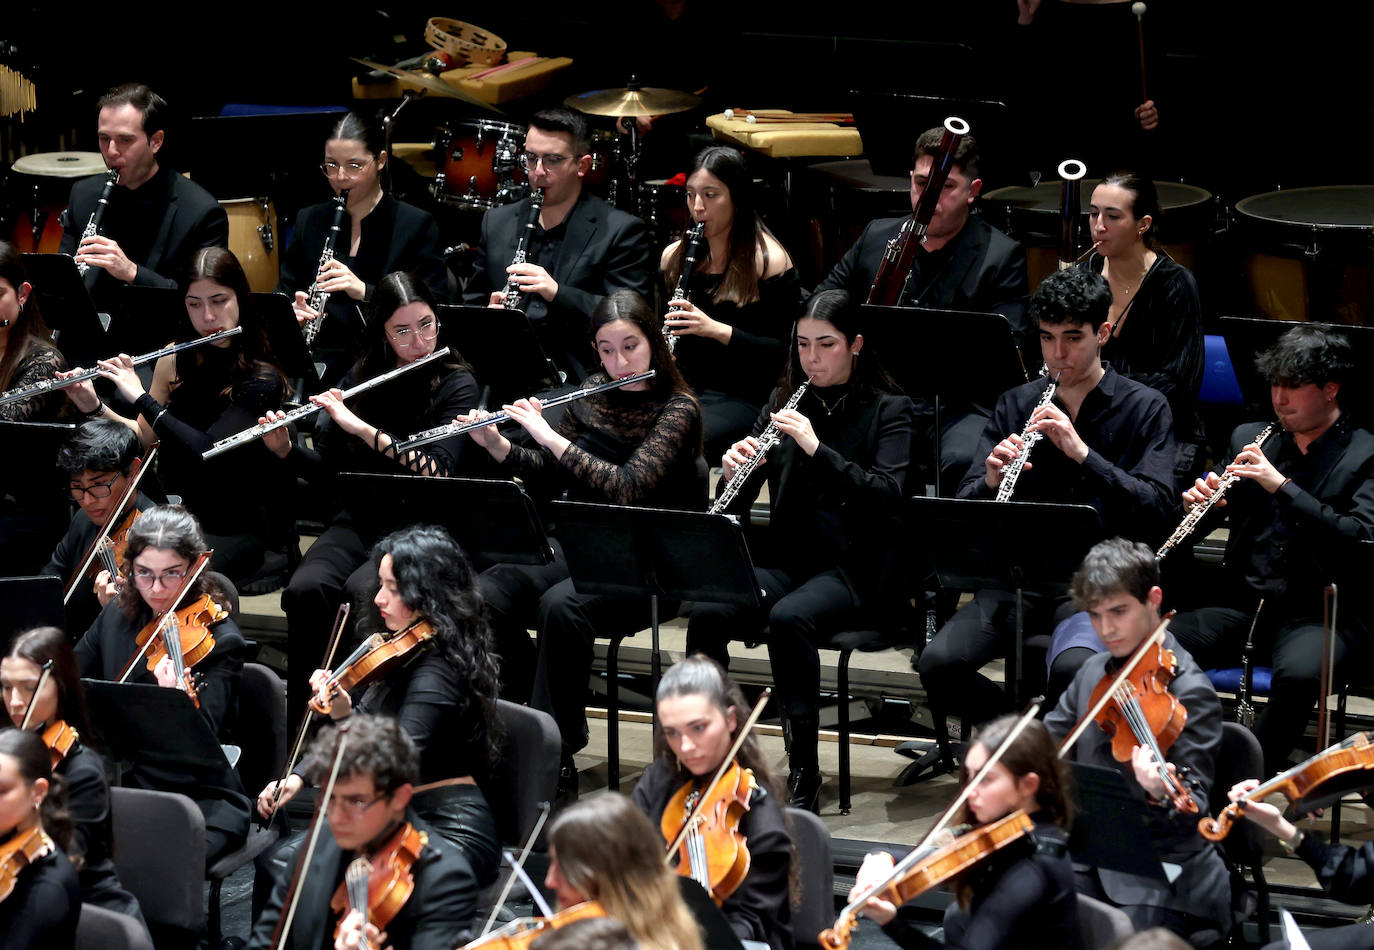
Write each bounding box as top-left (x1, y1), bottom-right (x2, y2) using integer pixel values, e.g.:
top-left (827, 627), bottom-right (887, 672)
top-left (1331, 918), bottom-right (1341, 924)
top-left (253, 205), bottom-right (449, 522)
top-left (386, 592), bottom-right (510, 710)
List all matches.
top-left (350, 58), bottom-right (493, 111)
top-left (564, 86), bottom-right (701, 118)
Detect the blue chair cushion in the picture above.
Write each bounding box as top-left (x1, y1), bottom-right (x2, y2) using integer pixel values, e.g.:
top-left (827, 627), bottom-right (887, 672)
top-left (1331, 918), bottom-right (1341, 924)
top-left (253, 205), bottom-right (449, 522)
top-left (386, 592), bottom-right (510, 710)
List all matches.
top-left (1199, 334), bottom-right (1245, 406)
top-left (1206, 666), bottom-right (1273, 695)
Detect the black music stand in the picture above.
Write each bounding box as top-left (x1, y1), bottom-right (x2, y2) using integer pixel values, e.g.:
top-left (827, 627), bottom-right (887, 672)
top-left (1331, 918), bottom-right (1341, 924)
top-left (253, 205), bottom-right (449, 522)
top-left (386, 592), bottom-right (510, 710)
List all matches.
top-left (1067, 762), bottom-right (1171, 883)
top-left (82, 679), bottom-right (236, 778)
top-left (0, 577), bottom-right (63, 653)
top-left (552, 501), bottom-right (762, 788)
top-left (860, 305), bottom-right (1029, 494)
top-left (251, 291), bottom-right (318, 394)
top-left (20, 253), bottom-right (108, 364)
top-left (115, 287), bottom-right (187, 355)
top-left (437, 304), bottom-right (565, 406)
top-left (337, 475), bottom-right (554, 567)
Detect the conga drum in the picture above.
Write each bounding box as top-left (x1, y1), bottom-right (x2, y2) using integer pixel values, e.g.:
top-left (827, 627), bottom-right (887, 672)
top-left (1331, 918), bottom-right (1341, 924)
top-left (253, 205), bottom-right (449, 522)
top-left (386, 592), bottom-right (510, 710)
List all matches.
top-left (5, 151), bottom-right (106, 253)
top-left (221, 197), bottom-right (280, 292)
top-left (1233, 186), bottom-right (1374, 325)
top-left (983, 179), bottom-right (1213, 290)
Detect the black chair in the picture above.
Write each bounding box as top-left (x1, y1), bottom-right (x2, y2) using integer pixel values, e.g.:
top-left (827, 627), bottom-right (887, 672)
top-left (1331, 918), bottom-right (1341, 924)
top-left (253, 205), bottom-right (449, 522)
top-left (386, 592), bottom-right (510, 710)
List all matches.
top-left (208, 661), bottom-right (288, 945)
top-left (1210, 721), bottom-right (1272, 945)
top-left (821, 626), bottom-right (906, 815)
top-left (109, 786), bottom-right (206, 949)
top-left (1073, 894), bottom-right (1133, 949)
top-left (485, 699), bottom-right (561, 848)
top-left (785, 806), bottom-right (835, 950)
top-left (76, 903), bottom-right (155, 950)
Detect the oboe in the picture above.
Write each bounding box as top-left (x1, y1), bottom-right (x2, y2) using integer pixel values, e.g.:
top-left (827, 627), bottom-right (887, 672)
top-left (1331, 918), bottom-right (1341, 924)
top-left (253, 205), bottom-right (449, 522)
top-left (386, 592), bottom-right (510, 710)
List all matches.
top-left (302, 190), bottom-right (349, 348)
top-left (0, 328), bottom-right (243, 406)
top-left (1156, 423), bottom-right (1275, 559)
top-left (995, 369), bottom-right (1059, 502)
top-left (75, 168), bottom-right (120, 277)
top-left (664, 221), bottom-right (706, 354)
top-left (397, 370), bottom-right (655, 451)
top-left (503, 187), bottom-right (546, 310)
top-left (711, 381), bottom-right (809, 514)
top-left (202, 347), bottom-right (451, 459)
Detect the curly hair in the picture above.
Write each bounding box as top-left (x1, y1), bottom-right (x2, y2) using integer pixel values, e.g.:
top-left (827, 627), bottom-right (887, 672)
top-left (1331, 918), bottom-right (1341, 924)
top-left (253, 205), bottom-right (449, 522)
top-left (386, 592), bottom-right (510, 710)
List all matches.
top-left (1030, 267), bottom-right (1112, 330)
top-left (115, 505), bottom-right (227, 619)
top-left (1255, 324), bottom-right (1356, 392)
top-left (303, 713), bottom-right (419, 792)
top-left (0, 727), bottom-right (76, 860)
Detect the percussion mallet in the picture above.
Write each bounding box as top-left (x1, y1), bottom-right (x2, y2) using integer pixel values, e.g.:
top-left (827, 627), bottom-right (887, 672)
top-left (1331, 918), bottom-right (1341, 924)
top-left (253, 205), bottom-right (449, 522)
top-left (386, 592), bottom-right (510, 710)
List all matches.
top-left (1132, 2), bottom-right (1149, 103)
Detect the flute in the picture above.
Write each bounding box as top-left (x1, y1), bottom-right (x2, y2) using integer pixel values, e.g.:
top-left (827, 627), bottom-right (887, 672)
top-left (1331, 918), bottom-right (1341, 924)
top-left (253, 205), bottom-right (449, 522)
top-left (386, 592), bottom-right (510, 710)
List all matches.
top-left (397, 370), bottom-right (655, 451)
top-left (0, 328), bottom-right (243, 406)
top-left (202, 347), bottom-right (451, 459)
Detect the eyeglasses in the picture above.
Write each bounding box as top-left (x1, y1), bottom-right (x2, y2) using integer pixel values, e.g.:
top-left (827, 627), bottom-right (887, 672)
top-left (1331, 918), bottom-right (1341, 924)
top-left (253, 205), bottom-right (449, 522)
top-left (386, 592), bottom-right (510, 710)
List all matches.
top-left (521, 151), bottom-right (571, 171)
top-left (68, 476), bottom-right (121, 500)
top-left (131, 568), bottom-right (189, 590)
top-left (320, 158), bottom-right (375, 178)
top-left (386, 318), bottom-right (440, 347)
top-left (326, 791), bottom-right (388, 819)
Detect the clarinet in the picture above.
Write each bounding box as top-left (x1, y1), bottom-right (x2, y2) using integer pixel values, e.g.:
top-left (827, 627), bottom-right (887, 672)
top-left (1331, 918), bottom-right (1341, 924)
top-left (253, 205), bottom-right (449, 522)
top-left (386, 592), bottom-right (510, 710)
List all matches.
top-left (503, 187), bottom-right (546, 310)
top-left (711, 381), bottom-right (809, 514)
top-left (995, 368), bottom-right (1059, 502)
top-left (302, 190), bottom-right (349, 348)
top-left (75, 169), bottom-right (120, 277)
top-left (1156, 423), bottom-right (1276, 559)
top-left (664, 221), bottom-right (706, 354)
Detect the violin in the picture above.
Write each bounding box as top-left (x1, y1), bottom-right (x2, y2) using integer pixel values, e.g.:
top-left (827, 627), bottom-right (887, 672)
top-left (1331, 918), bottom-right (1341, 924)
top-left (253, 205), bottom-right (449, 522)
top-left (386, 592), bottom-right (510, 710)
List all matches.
top-left (819, 811), bottom-right (1035, 950)
top-left (1200, 732), bottom-right (1374, 841)
top-left (0, 827), bottom-right (50, 903)
top-left (459, 899), bottom-right (607, 949)
top-left (330, 821), bottom-right (427, 942)
top-left (662, 759), bottom-right (756, 904)
top-left (39, 720), bottom-right (79, 769)
top-left (309, 618), bottom-right (435, 715)
top-left (134, 593), bottom-right (227, 709)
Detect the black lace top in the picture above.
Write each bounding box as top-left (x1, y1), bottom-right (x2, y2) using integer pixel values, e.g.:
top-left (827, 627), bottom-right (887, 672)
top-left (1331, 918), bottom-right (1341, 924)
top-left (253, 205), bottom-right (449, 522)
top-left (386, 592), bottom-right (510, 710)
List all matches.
top-left (0, 343), bottom-right (66, 422)
top-left (504, 374), bottom-right (704, 509)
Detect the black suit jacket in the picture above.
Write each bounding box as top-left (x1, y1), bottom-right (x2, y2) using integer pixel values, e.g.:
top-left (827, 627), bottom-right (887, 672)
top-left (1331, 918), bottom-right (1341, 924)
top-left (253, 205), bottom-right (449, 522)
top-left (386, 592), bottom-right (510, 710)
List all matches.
top-left (465, 192), bottom-right (654, 381)
top-left (815, 214), bottom-right (1033, 364)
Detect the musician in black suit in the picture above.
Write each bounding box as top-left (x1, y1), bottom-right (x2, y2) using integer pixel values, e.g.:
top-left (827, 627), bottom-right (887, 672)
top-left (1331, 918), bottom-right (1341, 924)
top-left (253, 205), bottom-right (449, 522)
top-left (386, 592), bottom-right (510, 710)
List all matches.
top-left (249, 714), bottom-right (479, 950)
top-left (464, 108), bottom-right (655, 383)
top-left (814, 126), bottom-right (1030, 490)
top-left (59, 84), bottom-right (227, 358)
top-left (1170, 325), bottom-right (1374, 776)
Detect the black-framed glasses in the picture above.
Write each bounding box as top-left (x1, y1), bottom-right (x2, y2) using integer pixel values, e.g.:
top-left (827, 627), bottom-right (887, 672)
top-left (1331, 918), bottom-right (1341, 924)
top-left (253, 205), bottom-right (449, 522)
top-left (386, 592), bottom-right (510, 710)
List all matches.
top-left (130, 568), bottom-right (189, 590)
top-left (385, 318), bottom-right (441, 347)
top-left (68, 476), bottom-right (121, 500)
top-left (320, 158), bottom-right (375, 178)
top-left (326, 791), bottom-right (388, 819)
top-left (521, 151), bottom-right (570, 170)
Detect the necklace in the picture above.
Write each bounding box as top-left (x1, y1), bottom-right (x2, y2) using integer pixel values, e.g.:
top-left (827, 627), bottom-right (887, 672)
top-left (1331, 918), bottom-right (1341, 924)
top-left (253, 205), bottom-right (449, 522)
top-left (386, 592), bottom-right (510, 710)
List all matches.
top-left (812, 388), bottom-right (849, 416)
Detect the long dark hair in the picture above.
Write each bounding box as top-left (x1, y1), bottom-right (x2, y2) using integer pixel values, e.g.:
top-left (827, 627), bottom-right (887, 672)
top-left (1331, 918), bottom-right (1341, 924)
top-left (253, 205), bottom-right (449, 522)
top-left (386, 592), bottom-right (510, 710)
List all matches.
top-left (0, 727), bottom-right (75, 856)
top-left (662, 146), bottom-right (777, 306)
top-left (351, 272), bottom-right (466, 419)
top-left (6, 627), bottom-right (94, 740)
top-left (116, 505), bottom-right (226, 619)
top-left (175, 247), bottom-right (287, 397)
top-left (1096, 171), bottom-right (1161, 249)
top-left (367, 525), bottom-right (502, 765)
top-left (590, 290), bottom-right (695, 406)
top-left (774, 289), bottom-right (901, 408)
top-left (0, 240), bottom-right (59, 392)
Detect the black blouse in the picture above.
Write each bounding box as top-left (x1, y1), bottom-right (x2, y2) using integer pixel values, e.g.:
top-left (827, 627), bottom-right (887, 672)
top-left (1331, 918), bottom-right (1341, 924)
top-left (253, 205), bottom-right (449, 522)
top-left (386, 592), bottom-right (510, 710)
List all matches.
top-left (0, 342), bottom-right (66, 423)
top-left (0, 841), bottom-right (81, 950)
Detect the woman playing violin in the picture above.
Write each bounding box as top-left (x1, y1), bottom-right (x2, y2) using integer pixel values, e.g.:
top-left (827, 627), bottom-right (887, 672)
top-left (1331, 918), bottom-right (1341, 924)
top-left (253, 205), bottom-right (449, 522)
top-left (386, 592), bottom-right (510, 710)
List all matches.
top-left (249, 714), bottom-right (479, 950)
top-left (631, 655), bottom-right (795, 950)
top-left (3, 627), bottom-right (146, 928)
top-left (544, 792), bottom-right (703, 950)
top-left (0, 727), bottom-right (81, 950)
top-left (853, 716), bottom-right (1075, 950)
top-left (259, 525), bottom-right (501, 885)
top-left (73, 504), bottom-right (252, 866)
top-left (1043, 538), bottom-right (1230, 942)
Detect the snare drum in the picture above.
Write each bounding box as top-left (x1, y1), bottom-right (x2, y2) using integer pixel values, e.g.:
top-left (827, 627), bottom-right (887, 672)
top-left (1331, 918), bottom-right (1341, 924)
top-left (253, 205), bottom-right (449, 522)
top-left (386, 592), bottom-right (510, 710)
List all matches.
top-left (5, 151), bottom-right (106, 253)
top-left (1234, 186), bottom-right (1374, 325)
top-left (637, 179), bottom-right (689, 248)
top-left (432, 118), bottom-right (526, 210)
top-left (221, 197), bottom-right (280, 292)
top-left (983, 179), bottom-right (1213, 290)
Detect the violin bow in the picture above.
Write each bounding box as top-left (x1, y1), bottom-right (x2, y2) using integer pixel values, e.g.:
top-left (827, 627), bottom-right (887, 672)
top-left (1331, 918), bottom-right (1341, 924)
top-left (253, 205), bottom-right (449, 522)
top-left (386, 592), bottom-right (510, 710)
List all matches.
top-left (271, 603), bottom-right (352, 814)
top-left (115, 551), bottom-right (214, 684)
top-left (663, 688), bottom-right (771, 861)
top-left (64, 443), bottom-right (158, 604)
top-left (480, 801), bottom-right (554, 936)
top-left (1056, 614), bottom-right (1172, 758)
top-left (19, 660), bottom-right (54, 730)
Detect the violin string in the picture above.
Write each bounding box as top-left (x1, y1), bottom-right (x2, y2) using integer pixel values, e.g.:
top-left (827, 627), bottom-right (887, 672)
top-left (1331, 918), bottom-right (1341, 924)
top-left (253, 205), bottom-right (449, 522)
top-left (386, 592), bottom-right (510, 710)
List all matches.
top-left (1114, 687), bottom-right (1179, 796)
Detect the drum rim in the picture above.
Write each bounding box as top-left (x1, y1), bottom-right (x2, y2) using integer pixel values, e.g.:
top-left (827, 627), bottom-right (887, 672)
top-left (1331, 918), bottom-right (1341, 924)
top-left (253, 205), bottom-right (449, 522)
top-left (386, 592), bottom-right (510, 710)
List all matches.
top-left (983, 179), bottom-right (1212, 209)
top-left (1234, 184), bottom-right (1374, 230)
top-left (439, 117), bottom-right (525, 135)
top-left (11, 150), bottom-right (108, 177)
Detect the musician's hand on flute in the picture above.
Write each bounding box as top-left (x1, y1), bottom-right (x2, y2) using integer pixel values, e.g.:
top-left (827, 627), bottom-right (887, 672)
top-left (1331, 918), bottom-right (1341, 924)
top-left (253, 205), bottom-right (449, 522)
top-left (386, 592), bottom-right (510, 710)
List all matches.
top-left (1135, 100), bottom-right (1160, 131)
top-left (665, 300), bottom-right (730, 344)
top-left (257, 773), bottom-right (304, 820)
top-left (56, 368), bottom-right (102, 414)
top-left (315, 257), bottom-right (366, 301)
top-left (255, 410), bottom-right (294, 458)
top-left (1182, 471), bottom-right (1222, 509)
top-left (505, 262), bottom-right (558, 302)
top-left (311, 389), bottom-right (369, 439)
top-left (96, 354), bottom-right (146, 402)
top-left (721, 436), bottom-right (761, 483)
top-left (505, 397), bottom-right (570, 457)
top-left (984, 433), bottom-right (1026, 489)
top-left (1225, 442), bottom-right (1285, 493)
top-left (852, 851), bottom-right (898, 925)
top-left (76, 234), bottom-right (137, 283)
top-left (292, 292), bottom-right (322, 328)
top-left (93, 570), bottom-right (119, 607)
top-left (1029, 404), bottom-right (1089, 463)
top-left (1226, 780), bottom-right (1295, 839)
top-left (453, 409), bottom-right (511, 459)
top-left (770, 408), bottom-right (819, 456)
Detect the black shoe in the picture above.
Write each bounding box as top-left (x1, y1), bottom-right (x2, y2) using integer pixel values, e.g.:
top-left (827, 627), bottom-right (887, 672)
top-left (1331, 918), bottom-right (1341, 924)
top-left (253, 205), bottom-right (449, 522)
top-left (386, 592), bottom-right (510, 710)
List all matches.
top-left (786, 766), bottom-right (822, 813)
top-left (557, 760), bottom-right (579, 803)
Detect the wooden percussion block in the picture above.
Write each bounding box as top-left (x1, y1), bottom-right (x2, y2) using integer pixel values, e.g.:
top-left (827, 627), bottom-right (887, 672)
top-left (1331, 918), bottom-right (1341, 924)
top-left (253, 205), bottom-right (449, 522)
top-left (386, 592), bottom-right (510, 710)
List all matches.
top-left (706, 110), bottom-right (863, 158)
top-left (351, 53), bottom-right (572, 105)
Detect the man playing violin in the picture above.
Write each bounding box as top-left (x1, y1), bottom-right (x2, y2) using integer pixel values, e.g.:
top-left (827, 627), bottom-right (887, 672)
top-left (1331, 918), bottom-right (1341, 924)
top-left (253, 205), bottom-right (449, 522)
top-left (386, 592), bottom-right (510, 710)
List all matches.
top-left (249, 714), bottom-right (478, 950)
top-left (1169, 325), bottom-right (1374, 777)
top-left (42, 419), bottom-right (158, 634)
top-left (1045, 538), bottom-right (1231, 942)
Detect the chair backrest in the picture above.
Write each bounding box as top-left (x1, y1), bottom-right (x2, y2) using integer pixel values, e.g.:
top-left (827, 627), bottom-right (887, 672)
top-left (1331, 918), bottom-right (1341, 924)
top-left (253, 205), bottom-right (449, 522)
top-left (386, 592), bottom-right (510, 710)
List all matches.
top-left (1211, 721), bottom-right (1269, 864)
top-left (785, 806), bottom-right (835, 949)
top-left (484, 700), bottom-right (561, 847)
top-left (205, 571), bottom-right (240, 618)
top-left (109, 787), bottom-right (206, 933)
top-left (232, 661), bottom-right (288, 798)
top-left (76, 903), bottom-right (155, 950)
top-left (1074, 893), bottom-right (1134, 950)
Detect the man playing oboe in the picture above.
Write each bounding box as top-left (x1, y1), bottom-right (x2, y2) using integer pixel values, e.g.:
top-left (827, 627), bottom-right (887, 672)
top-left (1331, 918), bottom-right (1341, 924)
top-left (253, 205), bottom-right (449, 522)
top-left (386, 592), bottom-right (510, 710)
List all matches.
top-left (912, 268), bottom-right (1176, 777)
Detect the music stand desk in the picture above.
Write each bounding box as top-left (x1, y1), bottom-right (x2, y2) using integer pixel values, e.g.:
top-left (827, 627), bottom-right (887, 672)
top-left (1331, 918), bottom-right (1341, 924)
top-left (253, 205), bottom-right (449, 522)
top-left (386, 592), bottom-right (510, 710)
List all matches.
top-left (83, 679), bottom-right (234, 776)
top-left (437, 304), bottom-right (565, 406)
top-left (21, 253), bottom-right (108, 361)
top-left (0, 576), bottom-right (64, 652)
top-left (1067, 762), bottom-right (1172, 883)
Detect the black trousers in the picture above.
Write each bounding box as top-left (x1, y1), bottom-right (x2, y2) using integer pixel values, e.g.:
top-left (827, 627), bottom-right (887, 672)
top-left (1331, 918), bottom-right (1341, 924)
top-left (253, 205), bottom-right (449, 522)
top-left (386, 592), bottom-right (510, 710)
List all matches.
top-left (1169, 605), bottom-right (1362, 776)
top-left (698, 390), bottom-right (762, 467)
